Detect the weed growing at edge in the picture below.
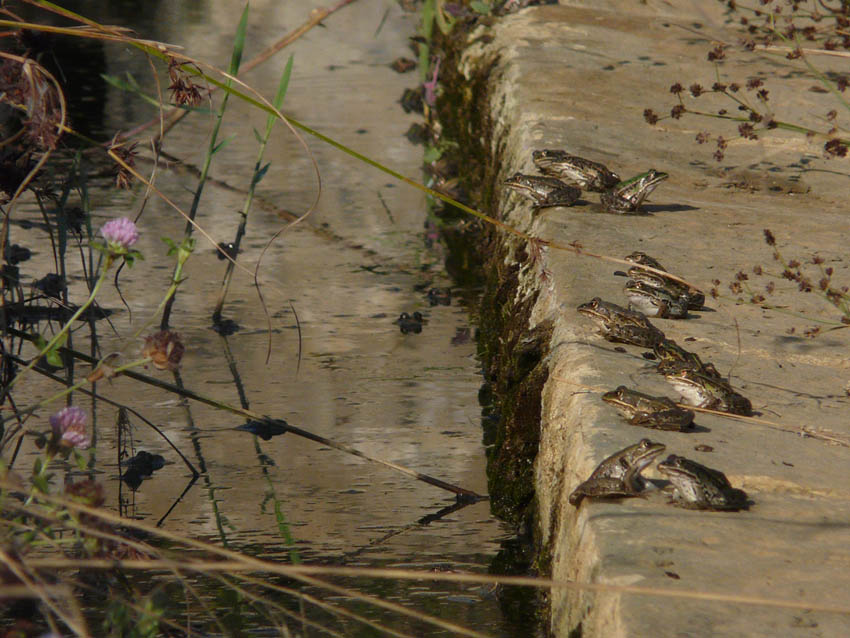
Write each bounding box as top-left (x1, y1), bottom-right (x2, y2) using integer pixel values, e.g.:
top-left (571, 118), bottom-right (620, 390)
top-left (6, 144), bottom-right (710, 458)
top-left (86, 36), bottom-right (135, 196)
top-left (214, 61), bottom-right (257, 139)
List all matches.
top-left (644, 0), bottom-right (850, 161)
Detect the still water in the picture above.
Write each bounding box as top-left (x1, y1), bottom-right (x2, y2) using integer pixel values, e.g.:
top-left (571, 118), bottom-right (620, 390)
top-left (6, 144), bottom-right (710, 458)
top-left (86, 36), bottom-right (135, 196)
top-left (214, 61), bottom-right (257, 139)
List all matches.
top-left (13, 1), bottom-right (523, 635)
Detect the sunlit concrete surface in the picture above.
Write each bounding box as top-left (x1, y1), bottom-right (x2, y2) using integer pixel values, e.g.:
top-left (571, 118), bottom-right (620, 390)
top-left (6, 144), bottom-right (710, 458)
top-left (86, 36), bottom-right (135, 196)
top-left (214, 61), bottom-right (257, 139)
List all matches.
top-left (454, 2), bottom-right (850, 636)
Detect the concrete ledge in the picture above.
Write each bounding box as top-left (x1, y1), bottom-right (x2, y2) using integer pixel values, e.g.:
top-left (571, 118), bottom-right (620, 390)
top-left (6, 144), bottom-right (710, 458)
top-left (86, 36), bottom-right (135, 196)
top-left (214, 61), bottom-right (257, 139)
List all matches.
top-left (444, 2), bottom-right (850, 636)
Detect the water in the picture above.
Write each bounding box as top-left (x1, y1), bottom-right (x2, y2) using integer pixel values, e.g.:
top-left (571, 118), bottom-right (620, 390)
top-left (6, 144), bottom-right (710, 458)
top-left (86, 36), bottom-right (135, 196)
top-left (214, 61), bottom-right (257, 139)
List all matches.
top-left (6, 2), bottom-right (523, 635)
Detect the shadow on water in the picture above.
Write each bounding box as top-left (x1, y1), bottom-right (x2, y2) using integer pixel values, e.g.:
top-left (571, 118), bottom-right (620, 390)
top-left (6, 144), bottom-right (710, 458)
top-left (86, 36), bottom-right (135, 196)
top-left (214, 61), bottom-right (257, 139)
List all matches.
top-left (5, 2), bottom-right (528, 636)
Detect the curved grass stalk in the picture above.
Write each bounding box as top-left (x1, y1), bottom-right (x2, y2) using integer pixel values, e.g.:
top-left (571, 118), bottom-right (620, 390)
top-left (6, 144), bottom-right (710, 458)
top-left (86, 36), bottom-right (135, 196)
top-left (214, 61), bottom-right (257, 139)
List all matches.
top-left (5, 7), bottom-right (699, 297)
top-left (158, 5), bottom-right (250, 330)
top-left (213, 55), bottom-right (294, 322)
top-left (0, 546), bottom-right (88, 636)
top-left (14, 486), bottom-right (850, 618)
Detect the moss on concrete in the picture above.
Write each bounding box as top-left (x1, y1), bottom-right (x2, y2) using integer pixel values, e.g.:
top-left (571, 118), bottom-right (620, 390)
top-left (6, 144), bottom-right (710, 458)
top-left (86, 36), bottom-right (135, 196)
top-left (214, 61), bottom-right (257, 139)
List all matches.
top-left (432, 17), bottom-right (550, 527)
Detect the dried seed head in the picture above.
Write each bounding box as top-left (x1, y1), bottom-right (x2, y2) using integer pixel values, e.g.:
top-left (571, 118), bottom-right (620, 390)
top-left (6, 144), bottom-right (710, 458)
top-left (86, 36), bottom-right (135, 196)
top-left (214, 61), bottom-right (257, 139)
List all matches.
top-left (707, 45), bottom-right (726, 61)
top-left (824, 139), bottom-right (848, 158)
top-left (738, 123), bottom-right (758, 140)
top-left (763, 228), bottom-right (776, 246)
top-left (643, 108), bottom-right (659, 125)
top-left (671, 104), bottom-right (686, 119)
top-left (143, 330), bottom-right (185, 371)
top-left (109, 134), bottom-right (138, 190)
top-left (64, 479), bottom-right (105, 507)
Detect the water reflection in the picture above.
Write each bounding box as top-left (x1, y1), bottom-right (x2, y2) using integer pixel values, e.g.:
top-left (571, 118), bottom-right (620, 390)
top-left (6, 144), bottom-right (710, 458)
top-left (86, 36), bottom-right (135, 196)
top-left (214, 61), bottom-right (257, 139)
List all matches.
top-left (14, 1), bottom-right (521, 635)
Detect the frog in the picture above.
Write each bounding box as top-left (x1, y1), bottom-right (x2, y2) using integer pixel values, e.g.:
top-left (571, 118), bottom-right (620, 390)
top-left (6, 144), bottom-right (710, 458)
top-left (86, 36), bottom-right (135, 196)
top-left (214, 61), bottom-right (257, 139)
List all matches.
top-left (653, 339), bottom-right (722, 380)
top-left (504, 173), bottom-right (581, 209)
top-left (577, 297), bottom-right (665, 348)
top-left (569, 438), bottom-right (666, 505)
top-left (624, 251), bottom-right (666, 270)
top-left (623, 250), bottom-right (706, 309)
top-left (600, 169), bottom-right (669, 214)
top-left (626, 267), bottom-right (706, 311)
top-left (601, 386), bottom-right (695, 431)
top-left (657, 454), bottom-right (749, 511)
top-left (394, 311), bottom-right (424, 334)
top-left (427, 287), bottom-right (452, 306)
top-left (531, 149), bottom-right (621, 192)
top-left (624, 280), bottom-right (690, 319)
top-left (662, 367), bottom-right (753, 416)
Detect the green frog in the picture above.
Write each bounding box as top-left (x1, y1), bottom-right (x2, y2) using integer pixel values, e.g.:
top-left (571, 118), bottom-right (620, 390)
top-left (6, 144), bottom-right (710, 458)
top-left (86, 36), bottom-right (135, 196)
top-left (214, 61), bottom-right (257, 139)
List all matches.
top-left (624, 280), bottom-right (690, 319)
top-left (662, 367), bottom-right (753, 416)
top-left (657, 454), bottom-right (749, 511)
top-left (569, 438), bottom-right (666, 505)
top-left (602, 386), bottom-right (695, 431)
top-left (504, 173), bottom-right (581, 209)
top-left (600, 169), bottom-right (669, 214)
top-left (653, 339), bottom-right (722, 379)
top-left (531, 149), bottom-right (621, 192)
top-left (577, 297), bottom-right (665, 348)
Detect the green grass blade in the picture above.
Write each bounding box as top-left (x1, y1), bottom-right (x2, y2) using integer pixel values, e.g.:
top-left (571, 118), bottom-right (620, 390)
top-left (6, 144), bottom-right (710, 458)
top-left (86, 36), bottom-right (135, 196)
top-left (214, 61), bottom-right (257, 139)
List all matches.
top-left (273, 55), bottom-right (293, 110)
top-left (211, 134), bottom-right (235, 156)
top-left (229, 4), bottom-right (250, 75)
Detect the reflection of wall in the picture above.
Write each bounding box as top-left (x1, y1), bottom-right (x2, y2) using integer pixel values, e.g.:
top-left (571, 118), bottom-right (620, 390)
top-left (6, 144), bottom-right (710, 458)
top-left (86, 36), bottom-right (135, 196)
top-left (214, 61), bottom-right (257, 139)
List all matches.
top-left (12, 0), bottom-right (497, 585)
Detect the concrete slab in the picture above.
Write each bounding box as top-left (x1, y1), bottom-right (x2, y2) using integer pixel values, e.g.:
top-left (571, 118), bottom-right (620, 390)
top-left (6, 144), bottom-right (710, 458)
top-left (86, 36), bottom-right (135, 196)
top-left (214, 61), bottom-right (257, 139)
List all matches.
top-left (443, 2), bottom-right (850, 636)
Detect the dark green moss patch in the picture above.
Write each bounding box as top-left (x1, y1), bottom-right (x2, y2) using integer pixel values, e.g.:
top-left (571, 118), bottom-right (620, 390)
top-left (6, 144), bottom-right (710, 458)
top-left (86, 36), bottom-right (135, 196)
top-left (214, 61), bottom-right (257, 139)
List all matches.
top-left (477, 230), bottom-right (552, 525)
top-left (429, 16), bottom-right (551, 528)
